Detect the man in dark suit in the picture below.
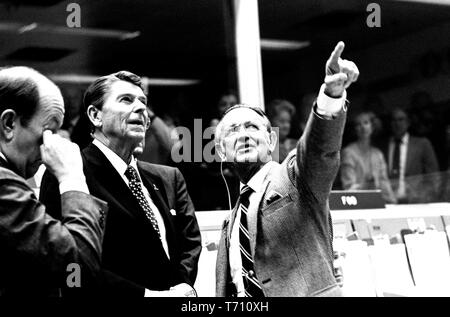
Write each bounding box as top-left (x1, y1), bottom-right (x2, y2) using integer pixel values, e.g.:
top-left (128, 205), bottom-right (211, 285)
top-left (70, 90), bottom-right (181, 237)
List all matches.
top-left (40, 71), bottom-right (202, 296)
top-left (214, 42), bottom-right (359, 297)
top-left (0, 66), bottom-right (107, 296)
top-left (382, 107), bottom-right (439, 203)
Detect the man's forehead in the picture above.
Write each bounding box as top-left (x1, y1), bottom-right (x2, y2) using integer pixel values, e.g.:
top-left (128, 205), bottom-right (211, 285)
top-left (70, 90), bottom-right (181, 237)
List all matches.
top-left (38, 82), bottom-right (64, 114)
top-left (222, 107), bottom-right (265, 125)
top-left (38, 92), bottom-right (64, 122)
top-left (109, 80), bottom-right (145, 97)
top-left (393, 110), bottom-right (407, 119)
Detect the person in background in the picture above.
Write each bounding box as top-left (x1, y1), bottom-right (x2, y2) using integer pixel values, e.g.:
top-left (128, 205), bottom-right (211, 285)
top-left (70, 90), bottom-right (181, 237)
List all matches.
top-left (137, 107), bottom-right (178, 165)
top-left (267, 99), bottom-right (298, 163)
top-left (382, 107), bottom-right (439, 203)
top-left (0, 66), bottom-right (107, 296)
top-left (409, 91), bottom-right (447, 171)
top-left (297, 93), bottom-right (316, 137)
top-left (195, 91), bottom-right (240, 211)
top-left (209, 92), bottom-right (238, 131)
top-left (340, 111), bottom-right (397, 203)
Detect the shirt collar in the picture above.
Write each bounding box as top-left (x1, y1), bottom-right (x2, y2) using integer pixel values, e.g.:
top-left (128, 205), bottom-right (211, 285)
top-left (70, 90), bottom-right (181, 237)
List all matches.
top-left (241, 161), bottom-right (277, 193)
top-left (392, 132), bottom-right (409, 144)
top-left (92, 138), bottom-right (136, 178)
top-left (0, 151), bottom-right (7, 163)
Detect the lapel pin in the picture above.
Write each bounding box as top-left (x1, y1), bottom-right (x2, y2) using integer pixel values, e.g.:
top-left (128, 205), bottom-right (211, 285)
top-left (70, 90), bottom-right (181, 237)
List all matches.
top-left (153, 184), bottom-right (158, 191)
top-left (170, 209), bottom-right (176, 216)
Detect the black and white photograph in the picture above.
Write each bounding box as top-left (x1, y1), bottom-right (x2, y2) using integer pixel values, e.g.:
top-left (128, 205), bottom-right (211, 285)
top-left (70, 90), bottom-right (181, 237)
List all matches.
top-left (0, 0), bottom-right (450, 305)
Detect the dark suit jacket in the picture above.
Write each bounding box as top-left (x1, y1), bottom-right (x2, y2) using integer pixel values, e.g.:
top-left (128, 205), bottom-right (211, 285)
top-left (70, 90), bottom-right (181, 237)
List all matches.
top-left (40, 143), bottom-right (202, 296)
top-left (0, 157), bottom-right (107, 296)
top-left (382, 135), bottom-right (439, 202)
top-left (216, 108), bottom-right (346, 297)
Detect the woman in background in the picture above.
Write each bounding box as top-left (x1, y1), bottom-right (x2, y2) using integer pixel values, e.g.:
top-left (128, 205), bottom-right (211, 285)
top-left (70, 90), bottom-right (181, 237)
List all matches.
top-left (267, 99), bottom-right (298, 162)
top-left (340, 111), bottom-right (397, 203)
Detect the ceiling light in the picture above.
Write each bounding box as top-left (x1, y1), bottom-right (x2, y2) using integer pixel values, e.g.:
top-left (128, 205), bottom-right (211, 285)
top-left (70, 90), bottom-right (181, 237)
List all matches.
top-left (260, 39), bottom-right (310, 51)
top-left (49, 74), bottom-right (200, 86)
top-left (0, 22), bottom-right (140, 40)
top-left (395, 0), bottom-right (450, 5)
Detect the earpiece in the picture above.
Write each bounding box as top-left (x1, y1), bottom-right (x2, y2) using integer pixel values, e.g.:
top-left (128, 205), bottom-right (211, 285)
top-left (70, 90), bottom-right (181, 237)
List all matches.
top-left (216, 141), bottom-right (232, 211)
top-left (215, 142), bottom-right (226, 162)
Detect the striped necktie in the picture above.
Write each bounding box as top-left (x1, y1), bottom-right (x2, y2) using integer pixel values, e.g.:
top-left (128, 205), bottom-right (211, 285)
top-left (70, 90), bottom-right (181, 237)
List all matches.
top-left (238, 185), bottom-right (264, 297)
top-left (125, 165), bottom-right (161, 239)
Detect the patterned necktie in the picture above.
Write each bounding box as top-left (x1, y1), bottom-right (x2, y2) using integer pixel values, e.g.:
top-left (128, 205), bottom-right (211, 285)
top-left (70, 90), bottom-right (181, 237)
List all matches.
top-left (238, 185), bottom-right (264, 297)
top-left (125, 165), bottom-right (161, 239)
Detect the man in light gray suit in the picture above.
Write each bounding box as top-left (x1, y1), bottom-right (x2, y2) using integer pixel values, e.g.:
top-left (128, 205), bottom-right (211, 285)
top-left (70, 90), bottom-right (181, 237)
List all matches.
top-left (214, 42), bottom-right (359, 297)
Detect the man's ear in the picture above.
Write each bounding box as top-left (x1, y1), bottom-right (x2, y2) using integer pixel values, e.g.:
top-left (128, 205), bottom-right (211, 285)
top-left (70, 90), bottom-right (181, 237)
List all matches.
top-left (87, 105), bottom-right (102, 128)
top-left (0, 109), bottom-right (17, 141)
top-left (267, 130), bottom-right (278, 154)
top-left (215, 141), bottom-right (226, 161)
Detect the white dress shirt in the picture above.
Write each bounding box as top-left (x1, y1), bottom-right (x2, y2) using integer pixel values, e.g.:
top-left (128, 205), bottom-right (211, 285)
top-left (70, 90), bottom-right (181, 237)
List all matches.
top-left (388, 133), bottom-right (409, 199)
top-left (92, 139), bottom-right (170, 258)
top-left (228, 87), bottom-right (347, 295)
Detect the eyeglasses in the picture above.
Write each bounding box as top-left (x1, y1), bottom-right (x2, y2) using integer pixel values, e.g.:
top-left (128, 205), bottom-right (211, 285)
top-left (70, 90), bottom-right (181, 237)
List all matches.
top-left (223, 122), bottom-right (261, 138)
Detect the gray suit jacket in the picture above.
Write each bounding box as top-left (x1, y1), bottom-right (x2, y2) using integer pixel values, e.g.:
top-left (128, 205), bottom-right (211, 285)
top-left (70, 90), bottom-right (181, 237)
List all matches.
top-left (0, 160), bottom-right (107, 296)
top-left (216, 107), bottom-right (346, 297)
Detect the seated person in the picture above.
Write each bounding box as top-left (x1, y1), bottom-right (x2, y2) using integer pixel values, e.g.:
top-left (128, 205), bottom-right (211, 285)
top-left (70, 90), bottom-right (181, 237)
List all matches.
top-left (340, 111), bottom-right (397, 203)
top-left (382, 107), bottom-right (439, 203)
top-left (267, 99), bottom-right (298, 162)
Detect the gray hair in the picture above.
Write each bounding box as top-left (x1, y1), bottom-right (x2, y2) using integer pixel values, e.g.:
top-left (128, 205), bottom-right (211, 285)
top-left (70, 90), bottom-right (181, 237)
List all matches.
top-left (214, 104), bottom-right (272, 145)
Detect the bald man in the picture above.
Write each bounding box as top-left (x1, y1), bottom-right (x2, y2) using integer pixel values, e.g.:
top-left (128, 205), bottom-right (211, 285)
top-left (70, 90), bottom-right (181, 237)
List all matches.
top-left (0, 66), bottom-right (107, 296)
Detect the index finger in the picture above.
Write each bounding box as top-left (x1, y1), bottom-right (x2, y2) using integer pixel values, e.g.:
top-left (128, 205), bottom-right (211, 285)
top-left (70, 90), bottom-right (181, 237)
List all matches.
top-left (42, 130), bottom-right (53, 145)
top-left (329, 41), bottom-right (345, 64)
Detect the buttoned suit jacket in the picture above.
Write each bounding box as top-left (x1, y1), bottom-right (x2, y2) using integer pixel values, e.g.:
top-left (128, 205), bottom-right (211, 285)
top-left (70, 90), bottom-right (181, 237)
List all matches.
top-left (0, 157), bottom-right (107, 296)
top-left (40, 143), bottom-right (202, 296)
top-left (216, 108), bottom-right (346, 297)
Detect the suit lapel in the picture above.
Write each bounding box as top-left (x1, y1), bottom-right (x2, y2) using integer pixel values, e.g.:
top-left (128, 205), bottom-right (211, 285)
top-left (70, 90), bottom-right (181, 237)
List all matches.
top-left (247, 163), bottom-right (279, 257)
top-left (0, 154), bottom-right (19, 175)
top-left (83, 143), bottom-right (145, 221)
top-left (247, 181), bottom-right (270, 257)
top-left (137, 162), bottom-right (177, 257)
top-left (0, 156), bottom-right (8, 169)
top-left (227, 202), bottom-right (239, 247)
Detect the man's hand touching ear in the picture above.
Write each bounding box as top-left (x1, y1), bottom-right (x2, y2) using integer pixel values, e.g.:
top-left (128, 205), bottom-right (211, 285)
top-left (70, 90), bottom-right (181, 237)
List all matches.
top-left (40, 130), bottom-right (87, 188)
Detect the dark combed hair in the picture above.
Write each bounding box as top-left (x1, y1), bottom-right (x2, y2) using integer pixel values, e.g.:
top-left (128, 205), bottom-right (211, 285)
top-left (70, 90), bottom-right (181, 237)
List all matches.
top-left (0, 66), bottom-right (41, 126)
top-left (83, 70), bottom-right (143, 132)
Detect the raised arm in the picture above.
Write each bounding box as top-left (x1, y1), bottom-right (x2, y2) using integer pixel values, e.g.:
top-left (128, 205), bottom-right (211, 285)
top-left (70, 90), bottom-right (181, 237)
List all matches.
top-left (296, 42), bottom-right (359, 202)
